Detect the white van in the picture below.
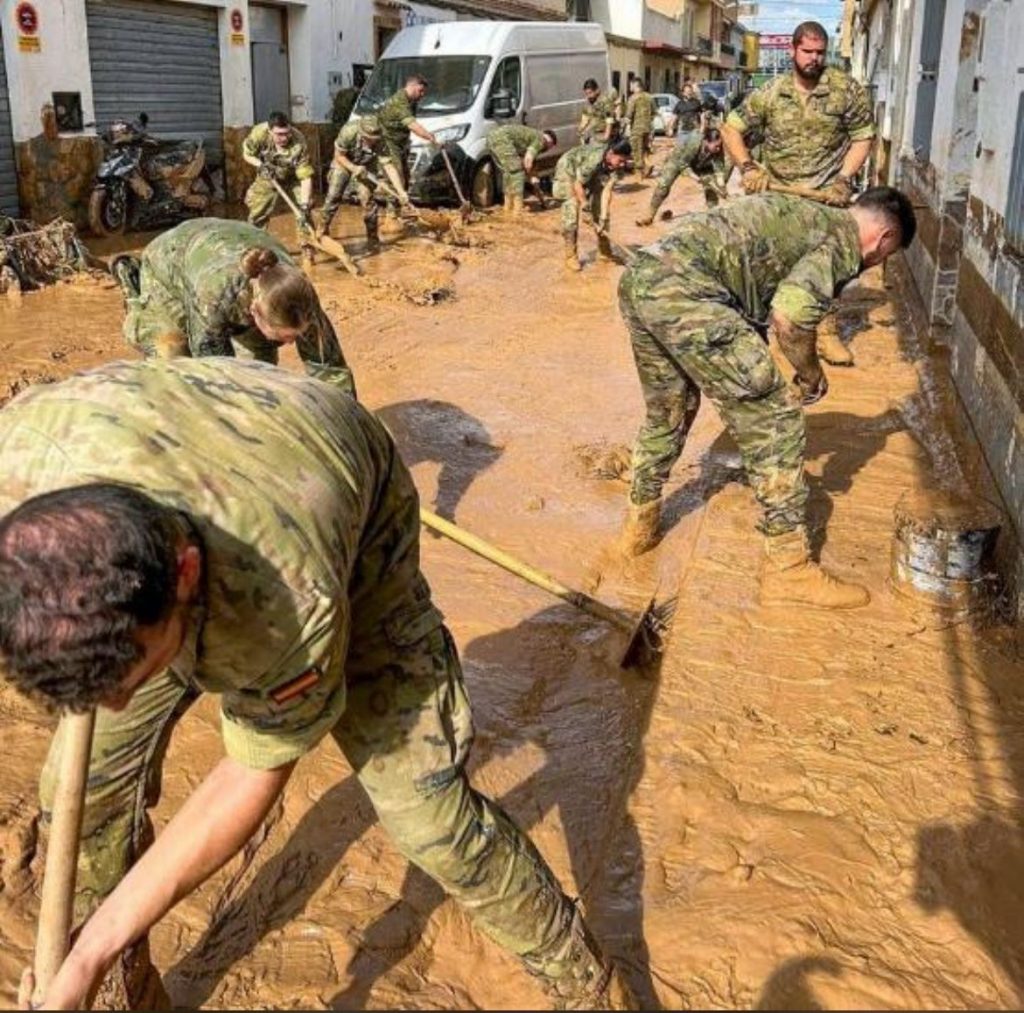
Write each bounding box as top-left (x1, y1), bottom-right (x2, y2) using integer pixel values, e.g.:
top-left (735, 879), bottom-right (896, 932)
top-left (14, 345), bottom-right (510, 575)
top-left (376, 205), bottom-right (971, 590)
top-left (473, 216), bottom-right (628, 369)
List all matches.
top-left (351, 20), bottom-right (610, 206)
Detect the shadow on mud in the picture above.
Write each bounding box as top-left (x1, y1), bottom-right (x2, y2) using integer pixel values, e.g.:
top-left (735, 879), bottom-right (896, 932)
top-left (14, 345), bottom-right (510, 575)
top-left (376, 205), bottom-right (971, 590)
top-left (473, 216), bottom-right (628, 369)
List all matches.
top-left (377, 398), bottom-right (503, 522)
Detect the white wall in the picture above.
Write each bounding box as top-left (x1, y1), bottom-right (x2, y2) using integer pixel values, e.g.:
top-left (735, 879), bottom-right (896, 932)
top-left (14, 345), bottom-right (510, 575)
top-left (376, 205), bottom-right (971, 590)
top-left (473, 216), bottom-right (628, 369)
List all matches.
top-left (589, 0), bottom-right (644, 40)
top-left (642, 5), bottom-right (682, 46)
top-left (0, 0), bottom-right (95, 141)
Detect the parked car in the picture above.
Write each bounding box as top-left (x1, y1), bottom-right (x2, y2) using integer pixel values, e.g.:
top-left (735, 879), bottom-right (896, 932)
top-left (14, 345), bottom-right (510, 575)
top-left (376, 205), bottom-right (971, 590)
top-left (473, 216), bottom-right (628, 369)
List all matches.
top-left (651, 92), bottom-right (677, 136)
top-left (352, 19), bottom-right (611, 207)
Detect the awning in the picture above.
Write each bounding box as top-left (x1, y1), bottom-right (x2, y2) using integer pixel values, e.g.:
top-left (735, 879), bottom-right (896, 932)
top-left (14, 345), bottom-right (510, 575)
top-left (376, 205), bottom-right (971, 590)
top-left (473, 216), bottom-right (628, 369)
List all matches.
top-left (642, 40), bottom-right (686, 56)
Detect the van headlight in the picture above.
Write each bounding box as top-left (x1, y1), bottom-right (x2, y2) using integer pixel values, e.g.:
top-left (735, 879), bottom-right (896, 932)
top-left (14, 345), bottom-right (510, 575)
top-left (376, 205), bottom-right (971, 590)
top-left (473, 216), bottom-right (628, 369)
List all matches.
top-left (433, 124), bottom-right (469, 144)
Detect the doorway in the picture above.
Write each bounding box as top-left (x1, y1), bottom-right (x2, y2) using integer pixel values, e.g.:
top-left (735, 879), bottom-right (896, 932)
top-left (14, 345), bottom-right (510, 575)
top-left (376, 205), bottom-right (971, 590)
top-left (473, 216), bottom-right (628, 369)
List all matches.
top-left (251, 4), bottom-right (290, 123)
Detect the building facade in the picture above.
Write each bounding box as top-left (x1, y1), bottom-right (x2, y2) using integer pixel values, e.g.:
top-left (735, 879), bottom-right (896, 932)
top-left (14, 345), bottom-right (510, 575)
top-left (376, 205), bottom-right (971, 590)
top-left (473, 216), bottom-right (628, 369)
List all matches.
top-left (0, 0), bottom-right (564, 222)
top-left (841, 0), bottom-right (1024, 587)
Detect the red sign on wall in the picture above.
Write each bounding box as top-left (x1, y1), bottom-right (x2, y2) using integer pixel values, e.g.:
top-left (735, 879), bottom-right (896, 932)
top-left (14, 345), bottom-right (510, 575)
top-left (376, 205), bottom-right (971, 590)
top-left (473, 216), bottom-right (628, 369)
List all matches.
top-left (15, 1), bottom-right (41, 51)
top-left (230, 7), bottom-right (243, 31)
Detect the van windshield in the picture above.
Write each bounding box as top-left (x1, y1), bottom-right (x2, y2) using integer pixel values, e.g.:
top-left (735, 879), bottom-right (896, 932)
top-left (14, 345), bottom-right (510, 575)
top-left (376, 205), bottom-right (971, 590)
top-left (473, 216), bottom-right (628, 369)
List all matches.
top-left (355, 56), bottom-right (492, 117)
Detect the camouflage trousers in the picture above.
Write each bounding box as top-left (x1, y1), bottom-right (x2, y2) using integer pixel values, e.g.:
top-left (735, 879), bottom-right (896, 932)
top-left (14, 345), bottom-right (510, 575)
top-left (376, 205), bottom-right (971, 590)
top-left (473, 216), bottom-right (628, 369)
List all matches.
top-left (244, 176), bottom-right (313, 242)
top-left (648, 149), bottom-right (721, 217)
top-left (619, 260), bottom-right (808, 535)
top-left (553, 177), bottom-right (604, 237)
top-left (629, 130), bottom-right (651, 173)
top-left (488, 138), bottom-right (529, 200)
top-left (321, 166), bottom-right (379, 237)
top-left (40, 613), bottom-right (605, 999)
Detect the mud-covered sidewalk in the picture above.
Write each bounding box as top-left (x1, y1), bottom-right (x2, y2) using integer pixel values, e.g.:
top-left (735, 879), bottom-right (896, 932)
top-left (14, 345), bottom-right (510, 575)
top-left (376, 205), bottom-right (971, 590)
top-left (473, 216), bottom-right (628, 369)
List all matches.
top-left (1, 147), bottom-right (1022, 1010)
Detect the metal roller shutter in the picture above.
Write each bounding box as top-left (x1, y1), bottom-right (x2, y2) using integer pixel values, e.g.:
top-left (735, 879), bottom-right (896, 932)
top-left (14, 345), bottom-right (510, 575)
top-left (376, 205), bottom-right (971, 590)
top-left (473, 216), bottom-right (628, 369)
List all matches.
top-left (0, 28), bottom-right (19, 216)
top-left (87, 0), bottom-right (224, 168)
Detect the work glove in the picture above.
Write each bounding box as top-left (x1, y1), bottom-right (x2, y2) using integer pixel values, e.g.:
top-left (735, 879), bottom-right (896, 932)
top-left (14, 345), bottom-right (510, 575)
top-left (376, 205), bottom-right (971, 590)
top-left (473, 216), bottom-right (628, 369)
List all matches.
top-left (823, 174), bottom-right (855, 207)
top-left (256, 161), bottom-right (275, 181)
top-left (795, 370), bottom-right (829, 406)
top-left (741, 162), bottom-right (770, 195)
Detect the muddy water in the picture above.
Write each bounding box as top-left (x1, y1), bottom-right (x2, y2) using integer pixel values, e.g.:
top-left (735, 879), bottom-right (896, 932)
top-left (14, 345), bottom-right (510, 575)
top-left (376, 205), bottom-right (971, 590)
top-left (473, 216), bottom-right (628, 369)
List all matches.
top-left (1, 150), bottom-right (1023, 1010)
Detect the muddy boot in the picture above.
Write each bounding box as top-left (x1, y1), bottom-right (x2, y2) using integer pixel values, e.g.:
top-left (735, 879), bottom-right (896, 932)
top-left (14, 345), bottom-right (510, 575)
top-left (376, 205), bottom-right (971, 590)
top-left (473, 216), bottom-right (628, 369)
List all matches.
top-left (635, 210), bottom-right (654, 227)
top-left (92, 938), bottom-right (170, 1011)
top-left (620, 499), bottom-right (661, 556)
top-left (817, 317), bottom-right (854, 366)
top-left (313, 210), bottom-right (328, 241)
top-left (760, 527), bottom-right (870, 609)
top-left (529, 906), bottom-right (634, 1011)
top-left (511, 194), bottom-right (525, 217)
top-left (597, 232), bottom-right (615, 263)
top-left (564, 233), bottom-right (582, 272)
top-left (380, 209), bottom-right (405, 237)
top-left (503, 191), bottom-right (515, 216)
top-left (364, 219), bottom-right (380, 251)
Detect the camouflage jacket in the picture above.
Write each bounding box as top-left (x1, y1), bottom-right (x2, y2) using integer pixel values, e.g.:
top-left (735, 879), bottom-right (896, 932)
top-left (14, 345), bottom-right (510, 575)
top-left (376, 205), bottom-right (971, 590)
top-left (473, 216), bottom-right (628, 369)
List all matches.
top-left (333, 121), bottom-right (390, 172)
top-left (626, 91), bottom-right (655, 133)
top-left (487, 124), bottom-right (546, 160)
top-left (378, 89), bottom-right (418, 149)
top-left (580, 91), bottom-right (617, 139)
top-left (0, 358), bottom-right (434, 770)
top-left (634, 194), bottom-right (863, 327)
top-left (138, 219), bottom-right (349, 385)
top-left (555, 144), bottom-right (610, 192)
top-left (675, 133), bottom-right (727, 182)
top-left (726, 68), bottom-right (875, 189)
top-left (242, 122), bottom-right (314, 181)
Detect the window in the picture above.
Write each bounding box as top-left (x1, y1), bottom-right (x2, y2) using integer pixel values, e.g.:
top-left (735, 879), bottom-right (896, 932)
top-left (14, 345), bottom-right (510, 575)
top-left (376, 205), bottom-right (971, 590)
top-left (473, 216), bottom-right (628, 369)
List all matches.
top-left (355, 55), bottom-right (492, 116)
top-left (489, 55), bottom-right (522, 111)
top-left (612, 69), bottom-right (621, 93)
top-left (644, 66), bottom-right (651, 90)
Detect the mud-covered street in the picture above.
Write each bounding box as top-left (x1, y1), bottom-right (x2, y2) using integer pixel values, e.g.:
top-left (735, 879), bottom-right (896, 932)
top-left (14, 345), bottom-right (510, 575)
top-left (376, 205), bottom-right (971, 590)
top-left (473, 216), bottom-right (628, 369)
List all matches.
top-left (1, 146), bottom-right (1022, 1010)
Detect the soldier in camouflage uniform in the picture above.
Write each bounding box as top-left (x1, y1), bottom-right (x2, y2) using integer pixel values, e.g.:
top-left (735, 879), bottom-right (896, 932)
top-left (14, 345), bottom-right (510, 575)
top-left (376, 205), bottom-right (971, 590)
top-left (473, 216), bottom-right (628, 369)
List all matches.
top-left (618, 189), bottom-right (915, 609)
top-left (553, 140), bottom-right (632, 271)
top-left (0, 358), bottom-right (632, 1011)
top-left (377, 75), bottom-right (440, 230)
top-left (318, 116), bottom-right (409, 249)
top-left (485, 124), bottom-right (557, 216)
top-left (635, 128), bottom-right (728, 225)
top-left (579, 79), bottom-right (619, 145)
top-left (242, 111), bottom-right (317, 264)
top-left (723, 21), bottom-right (876, 366)
top-left (625, 80), bottom-right (655, 177)
top-left (115, 218), bottom-right (354, 396)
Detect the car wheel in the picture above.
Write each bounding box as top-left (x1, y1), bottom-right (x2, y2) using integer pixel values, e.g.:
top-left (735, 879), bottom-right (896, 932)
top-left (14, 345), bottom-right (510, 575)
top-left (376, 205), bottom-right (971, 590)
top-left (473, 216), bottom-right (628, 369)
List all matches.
top-left (471, 160), bottom-right (496, 209)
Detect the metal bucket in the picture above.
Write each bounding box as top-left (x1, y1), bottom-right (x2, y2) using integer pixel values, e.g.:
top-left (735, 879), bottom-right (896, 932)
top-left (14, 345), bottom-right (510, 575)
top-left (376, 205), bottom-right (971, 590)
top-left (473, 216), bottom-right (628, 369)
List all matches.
top-left (890, 488), bottom-right (1002, 615)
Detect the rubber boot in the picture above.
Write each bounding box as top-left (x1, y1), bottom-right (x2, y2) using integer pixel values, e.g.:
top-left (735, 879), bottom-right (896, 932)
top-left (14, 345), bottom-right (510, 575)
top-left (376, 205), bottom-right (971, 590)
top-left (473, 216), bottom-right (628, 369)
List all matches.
top-left (620, 499), bottom-right (661, 556)
top-left (760, 527), bottom-right (870, 609)
top-left (564, 233), bottom-right (582, 272)
top-left (597, 231), bottom-right (615, 263)
top-left (110, 254), bottom-right (141, 298)
top-left (817, 316), bottom-right (854, 366)
top-left (364, 219), bottom-right (380, 251)
top-left (511, 193), bottom-right (525, 217)
top-left (635, 209), bottom-right (655, 227)
top-left (313, 210), bottom-right (328, 241)
top-left (503, 191), bottom-right (515, 216)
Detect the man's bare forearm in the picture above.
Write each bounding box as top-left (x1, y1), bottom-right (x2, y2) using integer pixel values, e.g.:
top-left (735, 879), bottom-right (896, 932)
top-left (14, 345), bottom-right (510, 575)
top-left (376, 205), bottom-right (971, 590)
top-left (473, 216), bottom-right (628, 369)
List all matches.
top-left (841, 138), bottom-right (872, 179)
top-left (44, 757), bottom-right (293, 1004)
top-left (721, 124), bottom-right (751, 168)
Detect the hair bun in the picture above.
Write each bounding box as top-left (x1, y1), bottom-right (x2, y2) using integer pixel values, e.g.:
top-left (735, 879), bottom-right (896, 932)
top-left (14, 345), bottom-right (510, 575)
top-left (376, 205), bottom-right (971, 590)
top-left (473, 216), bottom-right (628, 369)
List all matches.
top-left (240, 247), bottom-right (279, 278)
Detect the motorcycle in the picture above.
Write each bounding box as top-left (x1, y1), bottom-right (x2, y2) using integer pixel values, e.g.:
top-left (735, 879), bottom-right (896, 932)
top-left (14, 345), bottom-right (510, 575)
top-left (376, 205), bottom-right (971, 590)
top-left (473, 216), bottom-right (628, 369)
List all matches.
top-left (88, 113), bottom-right (216, 236)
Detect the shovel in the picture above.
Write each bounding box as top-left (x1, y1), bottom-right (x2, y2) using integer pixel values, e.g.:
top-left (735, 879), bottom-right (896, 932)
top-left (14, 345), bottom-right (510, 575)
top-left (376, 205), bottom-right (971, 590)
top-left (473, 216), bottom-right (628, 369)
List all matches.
top-left (268, 177), bottom-right (362, 277)
top-left (439, 146), bottom-right (473, 221)
top-left (32, 709), bottom-right (96, 1003)
top-left (766, 180), bottom-right (849, 207)
top-left (420, 507), bottom-right (673, 669)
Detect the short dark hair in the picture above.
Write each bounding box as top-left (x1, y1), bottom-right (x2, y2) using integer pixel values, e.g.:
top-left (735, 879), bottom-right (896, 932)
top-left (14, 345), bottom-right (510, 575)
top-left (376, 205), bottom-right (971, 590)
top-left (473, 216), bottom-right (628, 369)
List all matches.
top-left (542, 129), bottom-right (558, 147)
top-left (792, 21), bottom-right (828, 46)
top-left (704, 127), bottom-right (722, 143)
top-left (583, 78), bottom-right (599, 91)
top-left (0, 484), bottom-right (181, 710)
top-left (406, 74), bottom-right (428, 88)
top-left (267, 111), bottom-right (290, 129)
top-left (608, 138), bottom-right (633, 159)
top-left (855, 186), bottom-right (918, 248)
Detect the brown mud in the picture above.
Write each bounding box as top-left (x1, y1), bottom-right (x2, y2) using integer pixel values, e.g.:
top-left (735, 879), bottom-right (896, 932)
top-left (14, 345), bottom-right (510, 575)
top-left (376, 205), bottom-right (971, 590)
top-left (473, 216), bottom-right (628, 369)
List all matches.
top-left (2, 143), bottom-right (1024, 1009)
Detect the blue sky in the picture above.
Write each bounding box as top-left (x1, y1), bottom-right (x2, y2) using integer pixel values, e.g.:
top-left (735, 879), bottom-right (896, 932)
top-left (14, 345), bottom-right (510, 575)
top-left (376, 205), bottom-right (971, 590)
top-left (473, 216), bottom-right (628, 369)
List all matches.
top-left (738, 0), bottom-right (846, 36)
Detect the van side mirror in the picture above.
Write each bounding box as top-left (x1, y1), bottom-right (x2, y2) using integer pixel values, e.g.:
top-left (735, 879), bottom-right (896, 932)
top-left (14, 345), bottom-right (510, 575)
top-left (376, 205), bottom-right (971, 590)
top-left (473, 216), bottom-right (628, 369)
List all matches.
top-left (489, 89), bottom-right (516, 119)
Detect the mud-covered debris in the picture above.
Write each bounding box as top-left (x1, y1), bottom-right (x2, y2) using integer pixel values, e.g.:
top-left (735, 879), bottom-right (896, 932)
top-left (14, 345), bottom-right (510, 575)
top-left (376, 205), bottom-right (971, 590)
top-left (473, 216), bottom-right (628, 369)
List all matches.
top-left (573, 440), bottom-right (632, 482)
top-left (0, 216), bottom-right (102, 292)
